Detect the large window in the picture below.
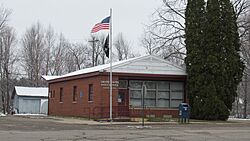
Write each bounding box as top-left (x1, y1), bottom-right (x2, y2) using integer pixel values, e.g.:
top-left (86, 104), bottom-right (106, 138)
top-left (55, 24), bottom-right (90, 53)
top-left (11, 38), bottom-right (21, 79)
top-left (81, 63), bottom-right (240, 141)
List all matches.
top-left (73, 86), bottom-right (77, 102)
top-left (170, 82), bottom-right (184, 107)
top-left (88, 84), bottom-right (93, 101)
top-left (158, 81), bottom-right (170, 107)
top-left (59, 88), bottom-right (63, 102)
top-left (119, 80), bottom-right (128, 89)
top-left (129, 81), bottom-right (142, 106)
top-left (129, 80), bottom-right (184, 108)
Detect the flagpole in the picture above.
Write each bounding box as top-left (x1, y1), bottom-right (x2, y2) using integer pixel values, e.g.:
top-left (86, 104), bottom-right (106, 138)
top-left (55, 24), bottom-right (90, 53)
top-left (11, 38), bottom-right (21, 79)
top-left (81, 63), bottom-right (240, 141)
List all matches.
top-left (109, 8), bottom-right (113, 122)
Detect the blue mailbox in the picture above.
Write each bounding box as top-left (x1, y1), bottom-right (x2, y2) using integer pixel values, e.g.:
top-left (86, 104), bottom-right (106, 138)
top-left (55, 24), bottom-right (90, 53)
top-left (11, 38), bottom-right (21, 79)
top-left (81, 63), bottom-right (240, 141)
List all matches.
top-left (179, 103), bottom-right (190, 123)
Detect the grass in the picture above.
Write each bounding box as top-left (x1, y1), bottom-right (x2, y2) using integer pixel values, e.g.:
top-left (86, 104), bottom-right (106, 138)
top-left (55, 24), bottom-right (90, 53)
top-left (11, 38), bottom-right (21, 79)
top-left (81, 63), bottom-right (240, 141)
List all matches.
top-left (48, 115), bottom-right (91, 121)
top-left (147, 117), bottom-right (177, 122)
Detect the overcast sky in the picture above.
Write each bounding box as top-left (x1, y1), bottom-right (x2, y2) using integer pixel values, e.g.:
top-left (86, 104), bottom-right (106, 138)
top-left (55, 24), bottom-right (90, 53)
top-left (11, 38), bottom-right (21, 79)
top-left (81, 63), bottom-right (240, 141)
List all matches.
top-left (2, 0), bottom-right (162, 54)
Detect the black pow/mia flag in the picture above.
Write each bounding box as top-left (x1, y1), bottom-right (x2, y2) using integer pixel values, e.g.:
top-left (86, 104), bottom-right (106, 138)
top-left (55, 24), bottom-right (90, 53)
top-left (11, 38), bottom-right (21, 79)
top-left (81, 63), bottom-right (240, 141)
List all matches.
top-left (103, 35), bottom-right (109, 58)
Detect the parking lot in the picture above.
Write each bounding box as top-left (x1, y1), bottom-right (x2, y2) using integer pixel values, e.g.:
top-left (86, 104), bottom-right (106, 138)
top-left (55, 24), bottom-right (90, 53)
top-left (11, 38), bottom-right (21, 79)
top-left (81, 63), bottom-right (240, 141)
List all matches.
top-left (0, 116), bottom-right (250, 141)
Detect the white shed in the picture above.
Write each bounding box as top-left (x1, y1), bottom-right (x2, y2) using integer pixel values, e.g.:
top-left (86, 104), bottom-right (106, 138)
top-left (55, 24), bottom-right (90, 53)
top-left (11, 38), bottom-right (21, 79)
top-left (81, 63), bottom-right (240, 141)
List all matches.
top-left (12, 86), bottom-right (48, 114)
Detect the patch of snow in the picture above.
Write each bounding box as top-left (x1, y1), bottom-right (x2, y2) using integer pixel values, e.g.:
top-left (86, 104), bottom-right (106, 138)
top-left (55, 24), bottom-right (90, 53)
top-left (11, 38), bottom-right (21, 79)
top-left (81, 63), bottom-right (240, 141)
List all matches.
top-left (14, 113), bottom-right (47, 116)
top-left (228, 117), bottom-right (250, 121)
top-left (238, 98), bottom-right (243, 104)
top-left (0, 112), bottom-right (6, 117)
top-left (42, 75), bottom-right (60, 80)
top-left (127, 125), bottom-right (152, 129)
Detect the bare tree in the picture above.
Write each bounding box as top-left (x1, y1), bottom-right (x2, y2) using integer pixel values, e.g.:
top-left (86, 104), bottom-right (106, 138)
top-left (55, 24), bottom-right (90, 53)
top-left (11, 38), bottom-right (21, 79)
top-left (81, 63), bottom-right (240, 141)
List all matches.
top-left (62, 37), bottom-right (91, 73)
top-left (0, 26), bottom-right (17, 114)
top-left (68, 43), bottom-right (91, 70)
top-left (234, 0), bottom-right (250, 19)
top-left (140, 30), bottom-right (160, 55)
top-left (43, 25), bottom-right (56, 75)
top-left (144, 0), bottom-right (249, 65)
top-left (0, 6), bottom-right (17, 114)
top-left (114, 33), bottom-right (131, 61)
top-left (0, 6), bottom-right (11, 32)
top-left (47, 33), bottom-right (66, 75)
top-left (21, 22), bottom-right (45, 86)
top-left (238, 12), bottom-right (250, 118)
top-left (145, 0), bottom-right (186, 64)
top-left (88, 35), bottom-right (103, 66)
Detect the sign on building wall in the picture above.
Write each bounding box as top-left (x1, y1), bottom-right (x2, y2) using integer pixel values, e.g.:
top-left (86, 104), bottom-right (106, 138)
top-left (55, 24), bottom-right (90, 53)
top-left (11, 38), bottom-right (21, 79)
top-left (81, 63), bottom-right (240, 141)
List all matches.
top-left (100, 81), bottom-right (119, 89)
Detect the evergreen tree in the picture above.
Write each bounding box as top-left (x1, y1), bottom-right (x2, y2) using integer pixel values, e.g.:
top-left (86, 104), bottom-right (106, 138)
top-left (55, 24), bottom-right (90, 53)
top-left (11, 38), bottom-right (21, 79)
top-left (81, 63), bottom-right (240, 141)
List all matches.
top-left (185, 0), bottom-right (206, 119)
top-left (217, 0), bottom-right (244, 110)
top-left (185, 0), bottom-right (244, 120)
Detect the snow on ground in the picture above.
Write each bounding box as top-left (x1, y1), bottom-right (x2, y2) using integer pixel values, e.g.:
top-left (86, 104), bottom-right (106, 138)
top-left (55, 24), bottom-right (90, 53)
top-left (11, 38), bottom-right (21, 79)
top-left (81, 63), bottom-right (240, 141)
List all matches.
top-left (228, 117), bottom-right (250, 121)
top-left (14, 113), bottom-right (47, 116)
top-left (0, 113), bottom-right (6, 117)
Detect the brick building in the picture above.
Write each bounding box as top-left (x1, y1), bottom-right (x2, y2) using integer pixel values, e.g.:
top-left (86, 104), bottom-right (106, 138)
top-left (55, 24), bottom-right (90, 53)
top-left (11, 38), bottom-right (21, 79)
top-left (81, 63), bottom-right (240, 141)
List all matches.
top-left (43, 55), bottom-right (187, 119)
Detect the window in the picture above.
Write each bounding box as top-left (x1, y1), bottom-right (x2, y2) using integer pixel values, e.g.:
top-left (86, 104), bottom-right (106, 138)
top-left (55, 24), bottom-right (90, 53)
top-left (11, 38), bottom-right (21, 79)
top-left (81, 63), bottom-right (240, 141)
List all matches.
top-left (59, 88), bottom-right (63, 102)
top-left (73, 86), bottom-right (77, 102)
top-left (158, 91), bottom-right (170, 107)
top-left (49, 91), bottom-right (52, 98)
top-left (130, 81), bottom-right (142, 89)
top-left (52, 90), bottom-right (55, 98)
top-left (130, 90), bottom-right (142, 106)
top-left (145, 81), bottom-right (156, 107)
top-left (129, 81), bottom-right (142, 106)
top-left (88, 84), bottom-right (93, 101)
top-left (157, 81), bottom-right (170, 107)
top-left (129, 80), bottom-right (184, 108)
top-left (119, 80), bottom-right (128, 89)
top-left (145, 90), bottom-right (156, 107)
top-left (170, 82), bottom-right (184, 107)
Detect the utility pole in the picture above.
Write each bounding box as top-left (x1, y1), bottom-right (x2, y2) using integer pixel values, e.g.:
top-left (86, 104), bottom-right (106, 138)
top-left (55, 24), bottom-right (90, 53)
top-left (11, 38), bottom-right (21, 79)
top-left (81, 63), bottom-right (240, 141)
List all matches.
top-left (88, 37), bottom-right (99, 67)
top-left (142, 83), bottom-right (146, 127)
top-left (236, 96), bottom-right (239, 118)
top-left (244, 74), bottom-right (248, 119)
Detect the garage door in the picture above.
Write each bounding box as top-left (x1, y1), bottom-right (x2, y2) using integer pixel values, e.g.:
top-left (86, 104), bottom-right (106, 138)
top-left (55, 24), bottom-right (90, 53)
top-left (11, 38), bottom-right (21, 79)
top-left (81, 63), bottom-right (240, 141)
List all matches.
top-left (19, 99), bottom-right (40, 114)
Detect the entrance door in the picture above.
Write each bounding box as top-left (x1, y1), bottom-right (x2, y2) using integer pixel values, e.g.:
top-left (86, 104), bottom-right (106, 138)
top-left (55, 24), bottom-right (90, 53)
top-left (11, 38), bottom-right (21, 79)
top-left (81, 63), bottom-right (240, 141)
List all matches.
top-left (117, 90), bottom-right (129, 117)
top-left (20, 99), bottom-right (40, 114)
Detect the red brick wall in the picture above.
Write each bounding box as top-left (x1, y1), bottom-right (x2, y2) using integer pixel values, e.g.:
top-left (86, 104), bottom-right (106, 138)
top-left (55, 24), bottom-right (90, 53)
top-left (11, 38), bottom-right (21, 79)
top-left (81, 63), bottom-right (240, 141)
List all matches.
top-left (48, 74), bottom-right (119, 118)
top-left (129, 108), bottom-right (179, 118)
top-left (48, 72), bottom-right (186, 119)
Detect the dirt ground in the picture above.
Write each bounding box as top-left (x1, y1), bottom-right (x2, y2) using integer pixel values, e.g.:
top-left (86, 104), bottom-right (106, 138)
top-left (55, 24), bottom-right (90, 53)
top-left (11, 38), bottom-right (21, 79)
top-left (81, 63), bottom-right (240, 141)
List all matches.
top-left (0, 116), bottom-right (250, 141)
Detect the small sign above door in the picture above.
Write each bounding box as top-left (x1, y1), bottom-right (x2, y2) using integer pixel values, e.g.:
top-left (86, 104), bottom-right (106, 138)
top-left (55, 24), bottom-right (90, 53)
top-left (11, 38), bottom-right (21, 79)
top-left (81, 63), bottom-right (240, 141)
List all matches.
top-left (100, 80), bottom-right (119, 89)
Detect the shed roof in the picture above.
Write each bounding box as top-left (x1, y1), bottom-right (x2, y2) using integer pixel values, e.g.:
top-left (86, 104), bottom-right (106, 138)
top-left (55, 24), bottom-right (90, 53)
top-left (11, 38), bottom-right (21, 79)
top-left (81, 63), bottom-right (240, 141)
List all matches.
top-left (43, 55), bottom-right (186, 81)
top-left (14, 86), bottom-right (48, 97)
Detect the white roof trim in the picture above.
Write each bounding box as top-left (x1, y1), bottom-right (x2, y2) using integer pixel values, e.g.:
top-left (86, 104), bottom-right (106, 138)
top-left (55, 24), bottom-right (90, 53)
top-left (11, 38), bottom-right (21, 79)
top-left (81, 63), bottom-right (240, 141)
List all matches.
top-left (42, 55), bottom-right (186, 81)
top-left (15, 86), bottom-right (48, 97)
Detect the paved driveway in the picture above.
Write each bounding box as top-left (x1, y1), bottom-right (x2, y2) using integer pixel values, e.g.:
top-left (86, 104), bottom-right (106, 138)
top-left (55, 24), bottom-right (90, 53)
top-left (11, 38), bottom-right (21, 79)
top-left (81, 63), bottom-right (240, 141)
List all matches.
top-left (0, 116), bottom-right (250, 141)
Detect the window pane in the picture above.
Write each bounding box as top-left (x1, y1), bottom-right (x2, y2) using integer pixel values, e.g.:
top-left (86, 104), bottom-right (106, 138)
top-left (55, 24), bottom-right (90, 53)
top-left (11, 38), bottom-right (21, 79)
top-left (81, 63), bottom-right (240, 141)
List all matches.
top-left (130, 99), bottom-right (141, 106)
top-left (73, 86), bottom-right (77, 101)
top-left (119, 80), bottom-right (128, 88)
top-left (170, 82), bottom-right (184, 91)
top-left (130, 90), bottom-right (141, 98)
top-left (60, 88), bottom-right (63, 102)
top-left (89, 84), bottom-right (93, 101)
top-left (158, 81), bottom-right (169, 90)
top-left (158, 91), bottom-right (169, 99)
top-left (171, 100), bottom-right (183, 108)
top-left (129, 81), bottom-right (142, 89)
top-left (145, 99), bottom-right (156, 107)
top-left (158, 99), bottom-right (169, 107)
top-left (145, 81), bottom-right (156, 89)
top-left (145, 91), bottom-right (156, 98)
top-left (171, 91), bottom-right (183, 99)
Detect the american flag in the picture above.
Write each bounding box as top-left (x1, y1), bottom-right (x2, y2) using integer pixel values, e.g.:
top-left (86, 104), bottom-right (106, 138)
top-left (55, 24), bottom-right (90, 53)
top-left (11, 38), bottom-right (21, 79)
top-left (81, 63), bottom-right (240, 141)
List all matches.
top-left (91, 16), bottom-right (110, 33)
